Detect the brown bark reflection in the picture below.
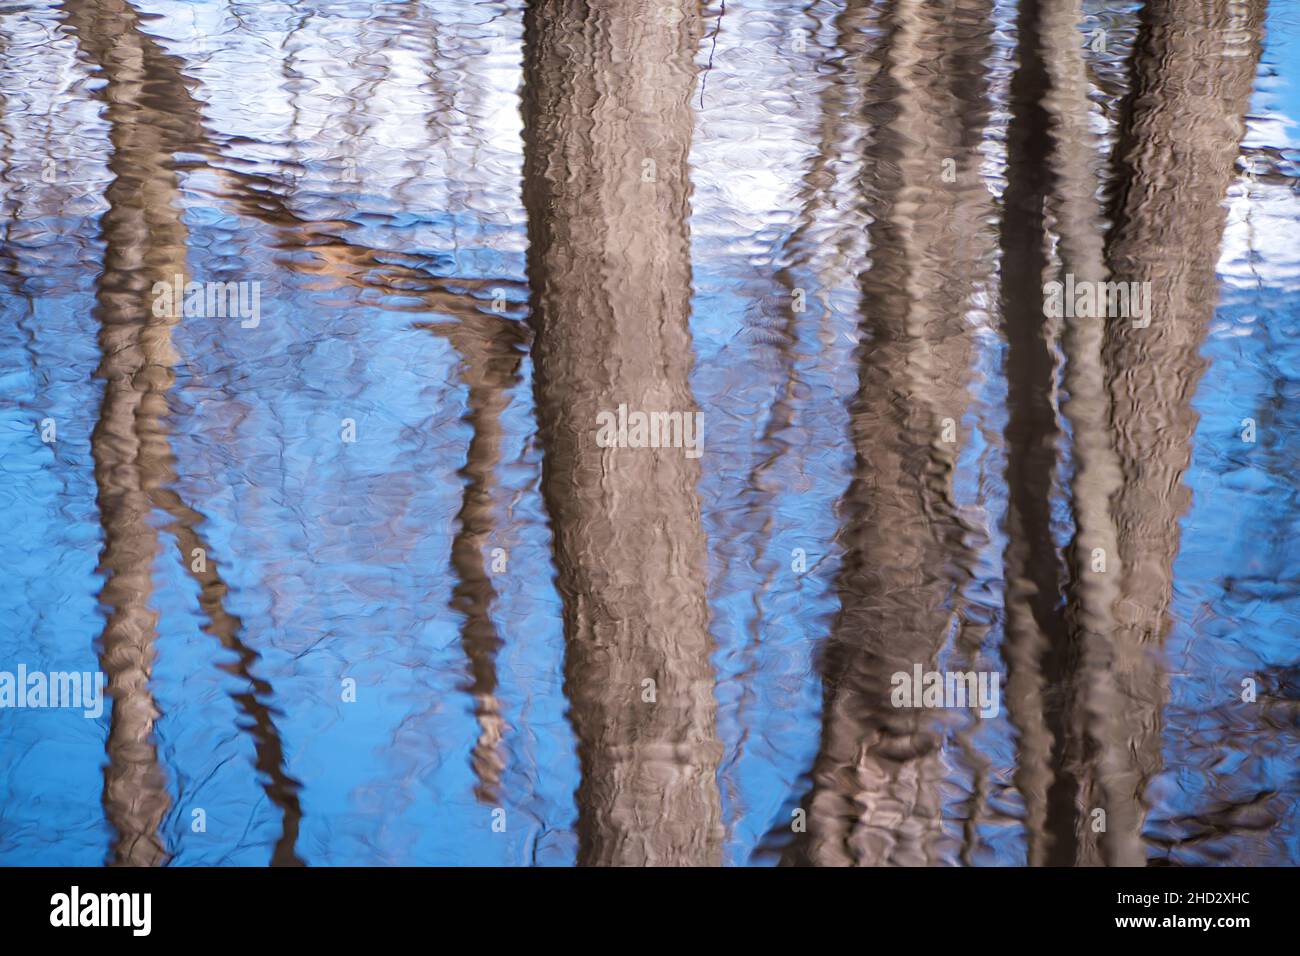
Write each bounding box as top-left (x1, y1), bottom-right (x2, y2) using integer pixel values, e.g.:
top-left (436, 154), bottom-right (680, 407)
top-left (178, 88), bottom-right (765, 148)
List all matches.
top-left (998, 0), bottom-right (1069, 867)
top-left (1098, 0), bottom-right (1265, 865)
top-left (67, 0), bottom-right (304, 865)
top-left (522, 0), bottom-right (723, 866)
top-left (419, 314), bottom-right (529, 805)
top-left (69, 0), bottom-right (540, 827)
top-left (997, 0), bottom-right (1263, 867)
top-left (999, 0), bottom-right (1126, 868)
top-left (1038, 0), bottom-right (1130, 869)
top-left (66, 0), bottom-right (182, 866)
top-left (788, 0), bottom-right (992, 867)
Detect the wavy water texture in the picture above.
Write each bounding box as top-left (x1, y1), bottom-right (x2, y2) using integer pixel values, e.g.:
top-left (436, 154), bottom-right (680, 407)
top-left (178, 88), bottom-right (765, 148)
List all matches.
top-left (0, 0), bottom-right (1296, 866)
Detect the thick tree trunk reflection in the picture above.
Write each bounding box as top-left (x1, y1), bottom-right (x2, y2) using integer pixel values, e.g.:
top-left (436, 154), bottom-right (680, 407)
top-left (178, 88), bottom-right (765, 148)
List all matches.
top-left (522, 0), bottom-right (723, 866)
top-left (789, 0), bottom-right (992, 867)
top-left (1099, 0), bottom-right (1265, 865)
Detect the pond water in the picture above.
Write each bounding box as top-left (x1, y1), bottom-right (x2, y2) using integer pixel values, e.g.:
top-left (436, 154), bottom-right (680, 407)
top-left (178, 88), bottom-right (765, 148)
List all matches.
top-left (0, 0), bottom-right (1297, 866)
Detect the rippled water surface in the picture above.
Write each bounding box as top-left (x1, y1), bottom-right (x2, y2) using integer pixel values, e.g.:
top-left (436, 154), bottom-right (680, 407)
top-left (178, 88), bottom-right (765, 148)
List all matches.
top-left (1, 0), bottom-right (1298, 866)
